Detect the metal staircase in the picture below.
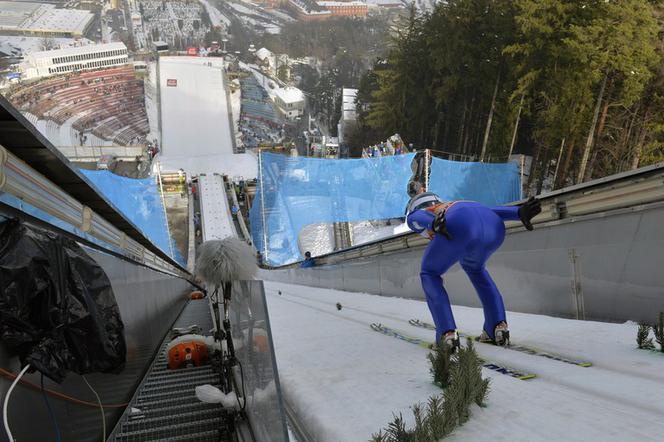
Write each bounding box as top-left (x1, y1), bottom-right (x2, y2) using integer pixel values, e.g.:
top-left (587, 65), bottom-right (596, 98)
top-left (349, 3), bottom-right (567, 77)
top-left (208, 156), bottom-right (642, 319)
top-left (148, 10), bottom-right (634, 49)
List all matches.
top-left (110, 299), bottom-right (231, 442)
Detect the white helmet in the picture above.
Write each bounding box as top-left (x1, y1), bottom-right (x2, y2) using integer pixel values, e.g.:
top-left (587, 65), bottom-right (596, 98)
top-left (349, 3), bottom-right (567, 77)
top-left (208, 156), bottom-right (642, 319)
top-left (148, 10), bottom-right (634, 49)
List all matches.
top-left (406, 192), bottom-right (442, 215)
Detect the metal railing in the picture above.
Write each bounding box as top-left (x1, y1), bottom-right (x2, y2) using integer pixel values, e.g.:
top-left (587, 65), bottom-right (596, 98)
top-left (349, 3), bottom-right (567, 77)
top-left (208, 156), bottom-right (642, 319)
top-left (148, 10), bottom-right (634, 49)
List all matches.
top-left (228, 180), bottom-right (252, 243)
top-left (57, 145), bottom-right (145, 162)
top-left (0, 143), bottom-right (188, 278)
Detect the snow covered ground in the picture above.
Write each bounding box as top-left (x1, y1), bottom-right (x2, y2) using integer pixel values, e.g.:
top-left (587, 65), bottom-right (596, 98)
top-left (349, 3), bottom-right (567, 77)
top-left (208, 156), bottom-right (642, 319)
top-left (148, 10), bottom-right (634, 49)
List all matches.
top-left (229, 79), bottom-right (243, 148)
top-left (199, 0), bottom-right (231, 26)
top-left (263, 280), bottom-right (664, 441)
top-left (0, 36), bottom-right (94, 58)
top-left (157, 56), bottom-right (257, 178)
top-left (144, 61), bottom-right (160, 143)
top-left (23, 112), bottom-right (107, 148)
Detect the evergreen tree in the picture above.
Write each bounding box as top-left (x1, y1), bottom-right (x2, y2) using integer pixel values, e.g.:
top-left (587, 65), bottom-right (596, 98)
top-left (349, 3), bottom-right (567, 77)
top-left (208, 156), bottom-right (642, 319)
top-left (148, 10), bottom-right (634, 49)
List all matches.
top-left (356, 0), bottom-right (661, 190)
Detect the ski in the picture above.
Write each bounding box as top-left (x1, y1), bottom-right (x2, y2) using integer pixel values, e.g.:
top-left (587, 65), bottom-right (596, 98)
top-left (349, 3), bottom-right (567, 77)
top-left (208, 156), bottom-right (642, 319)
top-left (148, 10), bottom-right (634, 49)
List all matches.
top-left (370, 323), bottom-right (536, 381)
top-left (409, 319), bottom-right (592, 368)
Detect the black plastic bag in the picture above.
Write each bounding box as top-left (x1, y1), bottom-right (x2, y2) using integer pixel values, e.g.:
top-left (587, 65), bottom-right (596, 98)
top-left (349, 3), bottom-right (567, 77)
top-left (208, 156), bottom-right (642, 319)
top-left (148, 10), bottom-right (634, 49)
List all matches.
top-left (0, 220), bottom-right (126, 382)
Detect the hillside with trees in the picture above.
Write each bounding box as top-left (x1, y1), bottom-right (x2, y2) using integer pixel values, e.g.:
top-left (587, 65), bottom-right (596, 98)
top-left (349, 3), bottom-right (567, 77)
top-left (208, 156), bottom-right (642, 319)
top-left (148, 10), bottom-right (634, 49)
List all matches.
top-left (352, 0), bottom-right (664, 192)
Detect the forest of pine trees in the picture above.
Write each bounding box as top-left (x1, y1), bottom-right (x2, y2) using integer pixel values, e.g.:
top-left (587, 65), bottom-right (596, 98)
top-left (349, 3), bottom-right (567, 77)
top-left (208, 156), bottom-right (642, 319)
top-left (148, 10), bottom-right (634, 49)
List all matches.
top-left (351, 0), bottom-right (664, 193)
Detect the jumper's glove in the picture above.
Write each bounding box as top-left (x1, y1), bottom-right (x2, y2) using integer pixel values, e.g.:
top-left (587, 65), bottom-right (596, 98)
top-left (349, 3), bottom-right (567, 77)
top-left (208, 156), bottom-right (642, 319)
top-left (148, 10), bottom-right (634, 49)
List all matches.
top-left (432, 211), bottom-right (452, 240)
top-left (518, 197), bottom-right (542, 231)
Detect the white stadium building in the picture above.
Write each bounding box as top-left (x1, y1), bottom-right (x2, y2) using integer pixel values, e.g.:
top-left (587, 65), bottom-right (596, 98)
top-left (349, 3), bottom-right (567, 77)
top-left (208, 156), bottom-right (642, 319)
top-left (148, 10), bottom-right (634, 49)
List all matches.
top-left (20, 42), bottom-right (129, 80)
top-left (273, 86), bottom-right (305, 121)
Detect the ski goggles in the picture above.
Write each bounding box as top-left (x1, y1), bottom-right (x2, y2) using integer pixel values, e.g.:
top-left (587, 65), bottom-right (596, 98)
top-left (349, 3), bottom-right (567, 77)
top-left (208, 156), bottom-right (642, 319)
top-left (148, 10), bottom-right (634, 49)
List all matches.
top-left (406, 193), bottom-right (442, 214)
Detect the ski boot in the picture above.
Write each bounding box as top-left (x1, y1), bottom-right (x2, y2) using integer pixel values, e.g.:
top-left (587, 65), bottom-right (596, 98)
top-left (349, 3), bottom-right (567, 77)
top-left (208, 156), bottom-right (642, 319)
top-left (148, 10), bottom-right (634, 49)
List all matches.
top-left (440, 330), bottom-right (460, 353)
top-left (478, 322), bottom-right (510, 346)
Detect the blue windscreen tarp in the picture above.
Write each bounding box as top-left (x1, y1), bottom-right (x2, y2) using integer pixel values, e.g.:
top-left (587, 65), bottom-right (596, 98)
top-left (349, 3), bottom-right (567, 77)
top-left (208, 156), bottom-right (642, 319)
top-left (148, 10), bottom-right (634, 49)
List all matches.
top-left (78, 169), bottom-right (183, 265)
top-left (249, 152), bottom-right (521, 267)
top-left (428, 157), bottom-right (521, 205)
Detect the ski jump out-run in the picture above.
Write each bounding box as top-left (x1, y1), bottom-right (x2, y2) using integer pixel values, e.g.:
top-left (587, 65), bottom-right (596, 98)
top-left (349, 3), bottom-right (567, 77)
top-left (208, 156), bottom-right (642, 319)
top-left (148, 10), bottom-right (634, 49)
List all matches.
top-left (262, 171), bottom-right (664, 440)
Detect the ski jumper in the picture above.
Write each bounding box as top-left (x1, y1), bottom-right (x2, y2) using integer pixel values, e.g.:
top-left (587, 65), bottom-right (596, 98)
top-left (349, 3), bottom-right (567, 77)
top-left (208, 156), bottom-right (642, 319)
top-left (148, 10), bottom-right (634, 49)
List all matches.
top-left (407, 201), bottom-right (521, 341)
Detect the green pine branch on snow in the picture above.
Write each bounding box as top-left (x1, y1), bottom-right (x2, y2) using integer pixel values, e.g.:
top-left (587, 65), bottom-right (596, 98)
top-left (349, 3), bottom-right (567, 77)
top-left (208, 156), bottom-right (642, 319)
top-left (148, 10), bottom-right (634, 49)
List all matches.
top-left (636, 323), bottom-right (655, 350)
top-left (428, 340), bottom-right (454, 388)
top-left (654, 311), bottom-right (664, 353)
top-left (370, 338), bottom-right (490, 441)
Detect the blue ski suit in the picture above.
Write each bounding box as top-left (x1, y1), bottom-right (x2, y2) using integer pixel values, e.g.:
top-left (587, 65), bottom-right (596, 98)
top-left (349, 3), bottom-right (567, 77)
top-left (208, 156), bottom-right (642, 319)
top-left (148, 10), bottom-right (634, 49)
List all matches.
top-left (407, 201), bottom-right (520, 341)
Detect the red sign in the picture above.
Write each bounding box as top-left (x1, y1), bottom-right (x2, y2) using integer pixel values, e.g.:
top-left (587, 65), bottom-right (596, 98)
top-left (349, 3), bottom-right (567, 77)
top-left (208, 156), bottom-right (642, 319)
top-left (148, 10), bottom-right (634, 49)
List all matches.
top-left (187, 47), bottom-right (198, 56)
top-left (167, 79), bottom-right (177, 87)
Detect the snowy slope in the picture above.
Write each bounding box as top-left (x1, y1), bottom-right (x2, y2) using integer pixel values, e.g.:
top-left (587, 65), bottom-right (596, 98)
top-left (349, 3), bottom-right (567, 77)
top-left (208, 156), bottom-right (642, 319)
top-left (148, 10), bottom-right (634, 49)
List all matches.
top-left (199, 0), bottom-right (231, 26)
top-left (158, 56), bottom-right (257, 178)
top-left (263, 280), bottom-right (664, 442)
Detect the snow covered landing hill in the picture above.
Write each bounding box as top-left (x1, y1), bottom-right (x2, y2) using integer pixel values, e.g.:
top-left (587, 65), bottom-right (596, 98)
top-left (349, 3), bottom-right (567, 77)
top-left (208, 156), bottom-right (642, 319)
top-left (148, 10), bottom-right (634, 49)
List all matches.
top-left (264, 281), bottom-right (664, 441)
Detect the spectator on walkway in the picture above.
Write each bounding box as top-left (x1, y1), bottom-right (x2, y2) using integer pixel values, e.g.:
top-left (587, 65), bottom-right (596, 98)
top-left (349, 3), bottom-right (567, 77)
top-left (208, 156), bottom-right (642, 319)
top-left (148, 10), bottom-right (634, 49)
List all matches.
top-left (193, 212), bottom-right (201, 236)
top-left (300, 251), bottom-right (315, 268)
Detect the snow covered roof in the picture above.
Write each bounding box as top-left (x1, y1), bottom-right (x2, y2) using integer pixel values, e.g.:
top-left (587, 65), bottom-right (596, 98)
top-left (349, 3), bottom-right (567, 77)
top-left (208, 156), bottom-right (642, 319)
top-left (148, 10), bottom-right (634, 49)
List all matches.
top-left (275, 87), bottom-right (305, 104)
top-left (0, 2), bottom-right (41, 29)
top-left (255, 47), bottom-right (273, 61)
top-left (0, 3), bottom-right (94, 36)
top-left (318, 1), bottom-right (367, 6)
top-left (365, 0), bottom-right (403, 6)
top-left (0, 36), bottom-right (94, 57)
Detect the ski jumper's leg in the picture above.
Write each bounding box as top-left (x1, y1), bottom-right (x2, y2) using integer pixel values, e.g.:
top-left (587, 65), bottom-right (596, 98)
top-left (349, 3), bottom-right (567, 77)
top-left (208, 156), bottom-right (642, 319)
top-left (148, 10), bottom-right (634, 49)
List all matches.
top-left (420, 235), bottom-right (464, 342)
top-left (418, 204), bottom-right (487, 342)
top-left (460, 207), bottom-right (508, 338)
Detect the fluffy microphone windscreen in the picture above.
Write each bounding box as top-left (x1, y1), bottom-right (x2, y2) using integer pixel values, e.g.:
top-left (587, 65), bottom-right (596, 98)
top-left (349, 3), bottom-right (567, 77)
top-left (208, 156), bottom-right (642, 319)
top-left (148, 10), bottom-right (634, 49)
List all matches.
top-left (196, 237), bottom-right (257, 286)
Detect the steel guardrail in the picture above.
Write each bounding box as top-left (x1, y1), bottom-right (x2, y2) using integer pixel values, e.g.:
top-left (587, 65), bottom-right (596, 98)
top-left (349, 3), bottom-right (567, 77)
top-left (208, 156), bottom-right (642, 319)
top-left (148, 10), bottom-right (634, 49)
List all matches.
top-left (0, 143), bottom-right (188, 278)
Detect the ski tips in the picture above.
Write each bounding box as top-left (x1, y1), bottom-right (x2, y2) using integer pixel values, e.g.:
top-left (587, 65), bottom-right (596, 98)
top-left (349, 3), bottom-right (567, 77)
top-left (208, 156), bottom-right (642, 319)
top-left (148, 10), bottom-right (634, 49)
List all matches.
top-left (517, 374), bottom-right (538, 380)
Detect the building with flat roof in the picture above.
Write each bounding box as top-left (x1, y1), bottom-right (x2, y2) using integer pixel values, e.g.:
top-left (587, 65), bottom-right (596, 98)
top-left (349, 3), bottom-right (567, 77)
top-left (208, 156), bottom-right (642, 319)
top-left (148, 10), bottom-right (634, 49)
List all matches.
top-left (365, 0), bottom-right (403, 8)
top-left (273, 86), bottom-right (305, 120)
top-left (318, 1), bottom-right (368, 17)
top-left (338, 87), bottom-right (358, 144)
top-left (20, 42), bottom-right (129, 79)
top-left (0, 2), bottom-right (94, 38)
top-left (285, 0), bottom-right (333, 21)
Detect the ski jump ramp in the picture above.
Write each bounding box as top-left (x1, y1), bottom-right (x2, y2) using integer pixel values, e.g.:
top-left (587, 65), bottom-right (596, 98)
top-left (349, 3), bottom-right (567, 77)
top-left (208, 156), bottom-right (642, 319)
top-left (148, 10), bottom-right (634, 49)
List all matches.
top-left (263, 163), bottom-right (664, 324)
top-left (157, 56), bottom-right (257, 179)
top-left (198, 173), bottom-right (237, 241)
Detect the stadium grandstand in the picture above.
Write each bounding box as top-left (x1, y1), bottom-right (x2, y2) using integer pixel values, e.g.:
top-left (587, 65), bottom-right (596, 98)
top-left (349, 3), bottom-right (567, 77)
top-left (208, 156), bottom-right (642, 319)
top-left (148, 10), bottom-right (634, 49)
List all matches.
top-left (19, 42), bottom-right (129, 80)
top-left (239, 76), bottom-right (284, 148)
top-left (6, 64), bottom-right (149, 146)
top-left (0, 1), bottom-right (94, 38)
top-left (240, 76), bottom-right (280, 125)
